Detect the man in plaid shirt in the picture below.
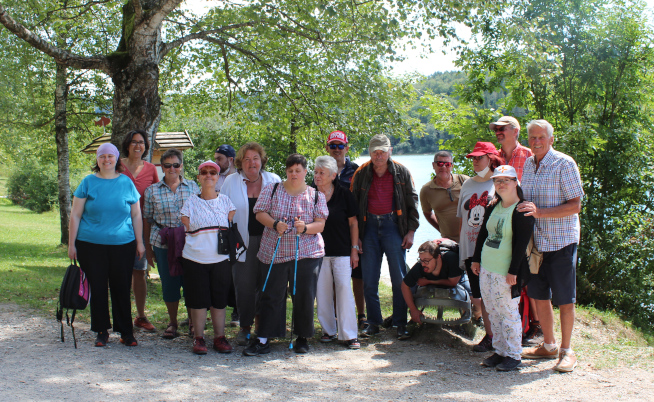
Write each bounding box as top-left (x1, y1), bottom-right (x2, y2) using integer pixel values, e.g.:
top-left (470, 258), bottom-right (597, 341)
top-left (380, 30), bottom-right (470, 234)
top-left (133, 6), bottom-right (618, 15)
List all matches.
top-left (517, 119), bottom-right (584, 373)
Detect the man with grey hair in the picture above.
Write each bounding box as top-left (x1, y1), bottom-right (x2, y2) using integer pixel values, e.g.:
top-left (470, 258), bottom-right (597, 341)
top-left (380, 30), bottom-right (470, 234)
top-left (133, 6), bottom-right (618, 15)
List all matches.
top-left (489, 116), bottom-right (533, 181)
top-left (419, 150), bottom-right (468, 243)
top-left (350, 134), bottom-right (419, 340)
top-left (517, 119), bottom-right (584, 373)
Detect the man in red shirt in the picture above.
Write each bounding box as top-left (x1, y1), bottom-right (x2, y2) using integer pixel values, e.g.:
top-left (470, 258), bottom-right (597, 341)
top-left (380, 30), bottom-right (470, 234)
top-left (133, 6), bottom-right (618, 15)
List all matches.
top-left (350, 134), bottom-right (419, 340)
top-left (490, 116), bottom-right (532, 181)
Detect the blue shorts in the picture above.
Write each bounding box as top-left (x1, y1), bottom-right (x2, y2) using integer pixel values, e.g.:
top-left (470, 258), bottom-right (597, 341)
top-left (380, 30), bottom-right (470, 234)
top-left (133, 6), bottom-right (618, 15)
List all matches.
top-left (527, 243), bottom-right (577, 306)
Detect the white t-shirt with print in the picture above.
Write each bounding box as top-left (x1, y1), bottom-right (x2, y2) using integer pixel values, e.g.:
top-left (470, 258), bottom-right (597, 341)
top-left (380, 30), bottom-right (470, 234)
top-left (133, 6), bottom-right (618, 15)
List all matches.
top-left (181, 194), bottom-right (236, 264)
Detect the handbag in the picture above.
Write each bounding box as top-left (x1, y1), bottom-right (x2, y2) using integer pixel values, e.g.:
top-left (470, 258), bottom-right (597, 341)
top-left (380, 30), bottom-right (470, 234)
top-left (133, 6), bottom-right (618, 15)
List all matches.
top-left (217, 226), bottom-right (230, 255)
top-left (525, 233), bottom-right (543, 274)
top-left (228, 221), bottom-right (247, 263)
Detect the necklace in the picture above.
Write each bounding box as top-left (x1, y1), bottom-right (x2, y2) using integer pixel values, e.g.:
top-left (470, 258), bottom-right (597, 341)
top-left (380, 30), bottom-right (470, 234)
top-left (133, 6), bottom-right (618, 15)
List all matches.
top-left (244, 173), bottom-right (261, 183)
top-left (321, 185), bottom-right (334, 198)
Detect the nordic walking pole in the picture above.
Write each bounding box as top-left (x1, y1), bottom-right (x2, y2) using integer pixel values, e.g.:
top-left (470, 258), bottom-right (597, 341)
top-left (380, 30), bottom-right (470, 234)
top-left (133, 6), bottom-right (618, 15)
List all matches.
top-left (289, 232), bottom-right (300, 350)
top-left (262, 234), bottom-right (282, 293)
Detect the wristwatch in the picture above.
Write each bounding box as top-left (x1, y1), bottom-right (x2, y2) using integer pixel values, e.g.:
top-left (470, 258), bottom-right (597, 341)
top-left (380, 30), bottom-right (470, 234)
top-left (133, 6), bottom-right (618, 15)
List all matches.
top-left (352, 245), bottom-right (360, 251)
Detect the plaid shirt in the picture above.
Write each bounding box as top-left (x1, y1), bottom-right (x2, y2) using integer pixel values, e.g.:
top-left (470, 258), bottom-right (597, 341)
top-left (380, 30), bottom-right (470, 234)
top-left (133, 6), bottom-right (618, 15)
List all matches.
top-left (521, 149), bottom-right (584, 252)
top-left (253, 183), bottom-right (329, 264)
top-left (143, 178), bottom-right (200, 248)
top-left (499, 143), bottom-right (533, 181)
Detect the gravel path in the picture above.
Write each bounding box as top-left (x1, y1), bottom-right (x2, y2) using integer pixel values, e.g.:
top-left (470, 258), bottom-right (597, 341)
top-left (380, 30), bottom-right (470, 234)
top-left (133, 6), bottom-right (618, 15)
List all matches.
top-left (2, 303), bottom-right (653, 401)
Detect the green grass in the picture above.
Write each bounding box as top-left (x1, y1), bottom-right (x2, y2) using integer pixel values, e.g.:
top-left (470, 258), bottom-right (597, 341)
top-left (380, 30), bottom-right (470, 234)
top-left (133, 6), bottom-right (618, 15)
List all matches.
top-left (0, 198), bottom-right (652, 369)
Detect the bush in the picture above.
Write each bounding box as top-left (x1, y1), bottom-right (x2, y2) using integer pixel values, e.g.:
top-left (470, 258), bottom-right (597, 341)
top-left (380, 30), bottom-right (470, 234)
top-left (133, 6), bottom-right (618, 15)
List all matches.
top-left (7, 160), bottom-right (58, 213)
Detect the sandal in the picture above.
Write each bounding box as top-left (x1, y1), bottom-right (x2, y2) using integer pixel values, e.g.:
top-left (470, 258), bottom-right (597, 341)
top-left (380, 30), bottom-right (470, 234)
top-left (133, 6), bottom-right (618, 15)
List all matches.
top-left (162, 323), bottom-right (178, 339)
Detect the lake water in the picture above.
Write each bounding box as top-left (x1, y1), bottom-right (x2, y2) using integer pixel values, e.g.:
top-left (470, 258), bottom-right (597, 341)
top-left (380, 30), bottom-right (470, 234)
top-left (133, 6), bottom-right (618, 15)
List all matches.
top-left (354, 154), bottom-right (447, 271)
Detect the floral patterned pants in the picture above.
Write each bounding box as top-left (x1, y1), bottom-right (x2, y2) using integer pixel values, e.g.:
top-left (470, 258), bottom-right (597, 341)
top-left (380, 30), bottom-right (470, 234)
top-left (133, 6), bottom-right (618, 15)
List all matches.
top-left (480, 268), bottom-right (522, 360)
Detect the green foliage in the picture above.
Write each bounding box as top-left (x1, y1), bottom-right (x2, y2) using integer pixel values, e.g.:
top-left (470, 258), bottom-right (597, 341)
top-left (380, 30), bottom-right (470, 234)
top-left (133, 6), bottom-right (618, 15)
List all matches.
top-left (7, 159), bottom-right (58, 213)
top-left (443, 0), bottom-right (654, 327)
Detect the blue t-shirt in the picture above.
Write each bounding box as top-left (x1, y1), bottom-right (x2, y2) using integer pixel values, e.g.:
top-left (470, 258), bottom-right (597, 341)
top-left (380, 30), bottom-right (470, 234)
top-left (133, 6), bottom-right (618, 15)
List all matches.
top-left (74, 174), bottom-right (140, 245)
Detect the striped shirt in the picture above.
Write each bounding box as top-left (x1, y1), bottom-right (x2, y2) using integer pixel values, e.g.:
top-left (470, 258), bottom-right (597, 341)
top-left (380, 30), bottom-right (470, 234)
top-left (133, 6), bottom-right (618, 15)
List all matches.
top-left (143, 178), bottom-right (200, 248)
top-left (499, 143), bottom-right (533, 181)
top-left (521, 149), bottom-right (584, 252)
top-left (254, 183), bottom-right (329, 264)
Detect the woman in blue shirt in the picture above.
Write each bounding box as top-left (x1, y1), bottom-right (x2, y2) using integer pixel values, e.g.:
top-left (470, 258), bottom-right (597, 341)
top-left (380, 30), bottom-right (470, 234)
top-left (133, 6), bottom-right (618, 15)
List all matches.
top-left (68, 143), bottom-right (145, 348)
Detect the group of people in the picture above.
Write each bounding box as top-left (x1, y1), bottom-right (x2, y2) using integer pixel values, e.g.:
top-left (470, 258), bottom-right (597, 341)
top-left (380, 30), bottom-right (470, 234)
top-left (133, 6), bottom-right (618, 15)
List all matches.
top-left (67, 116), bottom-right (584, 373)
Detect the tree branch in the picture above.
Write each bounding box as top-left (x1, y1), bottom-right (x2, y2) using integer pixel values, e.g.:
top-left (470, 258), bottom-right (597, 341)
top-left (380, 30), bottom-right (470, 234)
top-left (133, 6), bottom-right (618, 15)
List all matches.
top-left (145, 0), bottom-right (183, 31)
top-left (132, 0), bottom-right (143, 21)
top-left (160, 21), bottom-right (260, 57)
top-left (0, 4), bottom-right (110, 73)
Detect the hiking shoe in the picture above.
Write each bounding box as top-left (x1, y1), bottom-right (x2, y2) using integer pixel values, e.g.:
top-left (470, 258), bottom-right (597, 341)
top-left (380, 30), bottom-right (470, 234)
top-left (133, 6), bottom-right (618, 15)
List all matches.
top-left (294, 337), bottom-right (310, 353)
top-left (360, 324), bottom-right (380, 338)
top-left (230, 311), bottom-right (239, 327)
top-left (522, 322), bottom-right (544, 346)
top-left (119, 335), bottom-right (138, 347)
top-left (236, 328), bottom-right (250, 346)
top-left (134, 316), bottom-right (156, 332)
top-left (397, 325), bottom-right (411, 340)
top-left (473, 334), bottom-right (494, 352)
top-left (496, 357), bottom-right (521, 371)
top-left (346, 339), bottom-right (361, 349)
top-left (193, 337), bottom-right (208, 355)
top-left (554, 350), bottom-right (577, 372)
top-left (243, 339), bottom-right (270, 356)
top-left (481, 353), bottom-right (504, 367)
top-left (95, 331), bottom-right (109, 347)
top-left (522, 343), bottom-right (559, 359)
top-left (213, 336), bottom-right (233, 353)
top-left (320, 333), bottom-right (337, 343)
top-left (382, 316), bottom-right (394, 328)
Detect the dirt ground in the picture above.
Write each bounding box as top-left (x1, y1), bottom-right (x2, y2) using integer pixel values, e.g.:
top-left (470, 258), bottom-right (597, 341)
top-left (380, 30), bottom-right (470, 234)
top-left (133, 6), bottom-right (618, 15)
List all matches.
top-left (3, 303), bottom-right (654, 401)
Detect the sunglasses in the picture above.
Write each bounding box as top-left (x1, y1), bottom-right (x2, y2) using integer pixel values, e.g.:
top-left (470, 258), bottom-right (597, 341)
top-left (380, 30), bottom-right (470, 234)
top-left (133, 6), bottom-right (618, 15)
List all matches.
top-left (199, 170), bottom-right (218, 176)
top-left (434, 161), bottom-right (452, 167)
top-left (493, 178), bottom-right (517, 185)
top-left (328, 144), bottom-right (346, 150)
top-left (471, 155), bottom-right (487, 161)
top-left (162, 163), bottom-right (181, 169)
top-left (493, 126), bottom-right (510, 132)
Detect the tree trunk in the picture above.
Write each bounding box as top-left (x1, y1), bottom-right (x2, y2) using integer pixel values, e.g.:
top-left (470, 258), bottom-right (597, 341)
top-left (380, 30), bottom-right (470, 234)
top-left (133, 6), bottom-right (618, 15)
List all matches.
top-left (290, 118), bottom-right (299, 154)
top-left (108, 2), bottom-right (162, 160)
top-left (54, 63), bottom-right (70, 245)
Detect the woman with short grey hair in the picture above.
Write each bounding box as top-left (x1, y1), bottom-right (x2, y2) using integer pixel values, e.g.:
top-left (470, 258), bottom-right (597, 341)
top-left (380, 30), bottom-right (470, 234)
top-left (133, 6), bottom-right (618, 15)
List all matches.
top-left (313, 155), bottom-right (361, 349)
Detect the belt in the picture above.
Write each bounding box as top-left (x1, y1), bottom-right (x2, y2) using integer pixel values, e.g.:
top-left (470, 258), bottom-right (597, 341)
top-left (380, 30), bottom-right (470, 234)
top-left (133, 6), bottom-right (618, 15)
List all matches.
top-left (367, 212), bottom-right (395, 219)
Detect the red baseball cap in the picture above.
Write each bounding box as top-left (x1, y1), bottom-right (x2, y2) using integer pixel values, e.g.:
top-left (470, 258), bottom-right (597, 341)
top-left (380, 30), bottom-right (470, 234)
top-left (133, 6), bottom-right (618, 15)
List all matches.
top-left (466, 142), bottom-right (499, 158)
top-left (327, 130), bottom-right (348, 144)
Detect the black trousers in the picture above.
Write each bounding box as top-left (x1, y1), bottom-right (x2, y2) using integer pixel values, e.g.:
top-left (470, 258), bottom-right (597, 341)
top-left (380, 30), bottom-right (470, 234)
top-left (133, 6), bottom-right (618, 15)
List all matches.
top-left (76, 240), bottom-right (136, 336)
top-left (258, 258), bottom-right (321, 339)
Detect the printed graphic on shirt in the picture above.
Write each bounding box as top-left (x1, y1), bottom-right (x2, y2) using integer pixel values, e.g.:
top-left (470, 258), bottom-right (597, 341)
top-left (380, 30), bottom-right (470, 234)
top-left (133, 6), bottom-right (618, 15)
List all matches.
top-left (485, 217), bottom-right (505, 249)
top-left (463, 191), bottom-right (490, 228)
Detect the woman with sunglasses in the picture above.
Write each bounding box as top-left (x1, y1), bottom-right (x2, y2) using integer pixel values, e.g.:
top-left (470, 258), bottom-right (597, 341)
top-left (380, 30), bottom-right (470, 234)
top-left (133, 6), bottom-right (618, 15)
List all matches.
top-left (243, 154), bottom-right (328, 356)
top-left (457, 141), bottom-right (504, 352)
top-left (180, 161), bottom-right (236, 355)
top-left (120, 130), bottom-right (159, 333)
top-left (143, 148), bottom-right (199, 339)
top-left (220, 142), bottom-right (281, 346)
top-left (419, 150), bottom-right (469, 243)
top-left (470, 165), bottom-right (535, 371)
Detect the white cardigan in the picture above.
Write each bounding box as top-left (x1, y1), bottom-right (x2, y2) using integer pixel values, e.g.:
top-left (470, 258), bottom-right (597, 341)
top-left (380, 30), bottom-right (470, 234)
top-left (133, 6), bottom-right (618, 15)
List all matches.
top-left (221, 170), bottom-right (282, 262)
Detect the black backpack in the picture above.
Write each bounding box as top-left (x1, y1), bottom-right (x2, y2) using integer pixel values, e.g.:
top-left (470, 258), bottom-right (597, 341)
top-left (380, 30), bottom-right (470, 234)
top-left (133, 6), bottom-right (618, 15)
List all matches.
top-left (56, 260), bottom-right (90, 348)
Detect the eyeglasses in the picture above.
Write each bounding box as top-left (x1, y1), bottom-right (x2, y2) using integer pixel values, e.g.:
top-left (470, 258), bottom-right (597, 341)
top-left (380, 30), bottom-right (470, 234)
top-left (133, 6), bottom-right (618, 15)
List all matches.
top-left (130, 140), bottom-right (145, 146)
top-left (328, 144), bottom-right (346, 150)
top-left (493, 178), bottom-right (517, 185)
top-left (199, 170), bottom-right (218, 176)
top-left (434, 161), bottom-right (452, 167)
top-left (493, 126), bottom-right (510, 133)
top-left (417, 257), bottom-right (434, 265)
top-left (162, 163), bottom-right (181, 169)
top-left (471, 155), bottom-right (487, 161)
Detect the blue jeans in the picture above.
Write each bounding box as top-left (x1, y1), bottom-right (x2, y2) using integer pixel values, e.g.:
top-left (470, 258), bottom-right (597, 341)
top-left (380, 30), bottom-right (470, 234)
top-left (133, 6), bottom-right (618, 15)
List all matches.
top-left (361, 213), bottom-right (407, 327)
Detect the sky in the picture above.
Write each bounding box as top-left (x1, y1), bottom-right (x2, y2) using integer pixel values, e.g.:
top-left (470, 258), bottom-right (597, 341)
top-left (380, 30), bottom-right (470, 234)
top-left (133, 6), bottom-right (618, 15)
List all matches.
top-left (183, 0), bottom-right (654, 77)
